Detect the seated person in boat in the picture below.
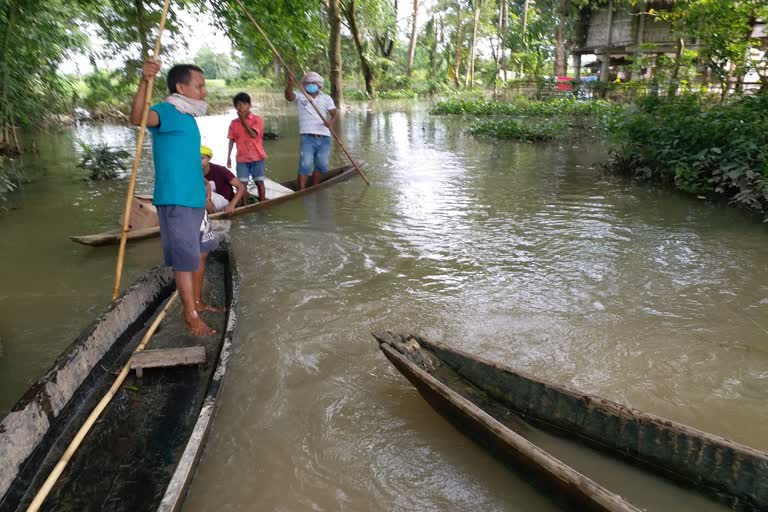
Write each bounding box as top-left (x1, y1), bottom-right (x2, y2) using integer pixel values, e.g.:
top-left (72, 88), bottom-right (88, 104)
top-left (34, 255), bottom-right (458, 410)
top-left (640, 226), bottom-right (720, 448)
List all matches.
top-left (130, 60), bottom-right (221, 336)
top-left (284, 71), bottom-right (337, 190)
top-left (201, 145), bottom-right (245, 214)
top-left (226, 92), bottom-right (267, 203)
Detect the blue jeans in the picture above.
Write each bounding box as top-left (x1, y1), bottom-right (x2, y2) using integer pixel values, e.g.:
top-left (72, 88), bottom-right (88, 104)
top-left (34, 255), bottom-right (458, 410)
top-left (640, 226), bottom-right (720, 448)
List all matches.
top-left (298, 134), bottom-right (331, 176)
top-left (236, 160), bottom-right (265, 182)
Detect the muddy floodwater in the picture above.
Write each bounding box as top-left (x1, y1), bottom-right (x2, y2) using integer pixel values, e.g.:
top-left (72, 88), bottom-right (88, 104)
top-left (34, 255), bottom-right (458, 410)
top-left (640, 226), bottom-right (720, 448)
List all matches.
top-left (1, 96), bottom-right (766, 511)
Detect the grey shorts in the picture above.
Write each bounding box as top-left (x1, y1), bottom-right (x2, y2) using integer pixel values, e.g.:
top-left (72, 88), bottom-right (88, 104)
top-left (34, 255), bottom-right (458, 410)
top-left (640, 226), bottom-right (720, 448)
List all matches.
top-left (157, 205), bottom-right (205, 272)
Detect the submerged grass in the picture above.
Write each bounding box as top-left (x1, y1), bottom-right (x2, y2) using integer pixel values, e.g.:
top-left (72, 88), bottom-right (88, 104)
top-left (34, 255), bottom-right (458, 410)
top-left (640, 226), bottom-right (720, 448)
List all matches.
top-left (468, 119), bottom-right (562, 141)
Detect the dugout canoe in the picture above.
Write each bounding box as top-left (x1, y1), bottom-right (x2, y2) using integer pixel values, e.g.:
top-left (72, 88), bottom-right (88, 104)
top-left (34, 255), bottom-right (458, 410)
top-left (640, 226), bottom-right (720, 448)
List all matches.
top-left (373, 332), bottom-right (768, 512)
top-left (70, 162), bottom-right (363, 247)
top-left (0, 224), bottom-right (238, 512)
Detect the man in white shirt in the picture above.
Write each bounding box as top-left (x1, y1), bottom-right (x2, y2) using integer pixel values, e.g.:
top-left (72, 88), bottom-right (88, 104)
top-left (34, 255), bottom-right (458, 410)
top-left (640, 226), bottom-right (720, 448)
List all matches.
top-left (284, 71), bottom-right (338, 190)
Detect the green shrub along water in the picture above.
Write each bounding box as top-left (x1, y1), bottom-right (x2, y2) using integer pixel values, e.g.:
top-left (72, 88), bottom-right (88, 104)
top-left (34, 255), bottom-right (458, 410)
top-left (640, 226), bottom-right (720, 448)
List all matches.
top-left (604, 93), bottom-right (768, 217)
top-left (77, 142), bottom-right (130, 181)
top-left (0, 155), bottom-right (26, 210)
top-left (469, 119), bottom-right (562, 142)
top-left (430, 97), bottom-right (622, 117)
top-left (430, 97), bottom-right (622, 141)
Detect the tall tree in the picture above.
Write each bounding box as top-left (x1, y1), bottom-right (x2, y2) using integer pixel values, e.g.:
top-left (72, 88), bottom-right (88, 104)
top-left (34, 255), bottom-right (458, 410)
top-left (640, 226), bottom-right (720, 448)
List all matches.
top-left (80, 0), bottom-right (201, 68)
top-left (1, 0), bottom-right (86, 153)
top-left (464, 0), bottom-right (483, 87)
top-left (328, 0), bottom-right (343, 105)
top-left (211, 0), bottom-right (327, 74)
top-left (452, 0), bottom-right (464, 87)
top-left (341, 0), bottom-right (375, 96)
top-left (553, 0), bottom-right (567, 76)
top-left (406, 0), bottom-right (420, 77)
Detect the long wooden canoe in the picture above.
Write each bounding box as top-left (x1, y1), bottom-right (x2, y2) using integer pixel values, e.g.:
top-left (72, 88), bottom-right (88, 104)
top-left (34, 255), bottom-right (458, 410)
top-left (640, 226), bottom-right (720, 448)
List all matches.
top-left (70, 162), bottom-right (363, 246)
top-left (373, 332), bottom-right (768, 512)
top-left (0, 223), bottom-right (238, 512)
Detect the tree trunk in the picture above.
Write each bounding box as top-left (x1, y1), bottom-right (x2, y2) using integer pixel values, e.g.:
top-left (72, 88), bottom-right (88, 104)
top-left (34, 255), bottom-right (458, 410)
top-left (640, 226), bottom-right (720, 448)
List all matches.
top-left (0, 1), bottom-right (19, 153)
top-left (343, 0), bottom-right (375, 96)
top-left (519, 0), bottom-right (529, 76)
top-left (406, 0), bottom-right (419, 77)
top-left (500, 0), bottom-right (508, 79)
top-left (465, 0), bottom-right (481, 88)
top-left (452, 0), bottom-right (464, 88)
top-left (668, 37), bottom-right (684, 96)
top-left (494, 0), bottom-right (502, 95)
top-left (553, 0), bottom-right (567, 76)
top-left (328, 0), bottom-right (343, 105)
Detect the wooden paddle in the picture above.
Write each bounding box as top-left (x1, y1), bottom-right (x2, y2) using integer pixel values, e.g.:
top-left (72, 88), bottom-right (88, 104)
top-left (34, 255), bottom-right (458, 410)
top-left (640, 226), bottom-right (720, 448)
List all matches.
top-left (234, 0), bottom-right (370, 186)
top-left (112, 0), bottom-right (172, 301)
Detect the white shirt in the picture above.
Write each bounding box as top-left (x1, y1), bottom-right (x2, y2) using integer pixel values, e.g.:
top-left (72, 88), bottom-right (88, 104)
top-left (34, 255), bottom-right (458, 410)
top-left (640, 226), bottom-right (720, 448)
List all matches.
top-left (293, 91), bottom-right (336, 136)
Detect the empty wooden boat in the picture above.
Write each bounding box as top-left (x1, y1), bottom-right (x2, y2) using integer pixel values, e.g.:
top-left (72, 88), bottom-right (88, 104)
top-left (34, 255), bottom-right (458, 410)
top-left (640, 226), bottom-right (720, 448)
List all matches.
top-left (70, 162), bottom-right (362, 246)
top-left (0, 228), bottom-right (238, 512)
top-left (373, 332), bottom-right (768, 512)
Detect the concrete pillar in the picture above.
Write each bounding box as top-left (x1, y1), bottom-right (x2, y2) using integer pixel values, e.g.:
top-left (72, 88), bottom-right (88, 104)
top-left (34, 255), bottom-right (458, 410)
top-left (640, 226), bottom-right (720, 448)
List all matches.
top-left (600, 52), bottom-right (611, 82)
top-left (573, 53), bottom-right (582, 80)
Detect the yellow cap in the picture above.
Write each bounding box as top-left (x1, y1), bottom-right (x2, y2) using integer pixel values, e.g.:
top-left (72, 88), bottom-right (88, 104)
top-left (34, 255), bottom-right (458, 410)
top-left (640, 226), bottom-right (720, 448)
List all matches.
top-left (201, 145), bottom-right (213, 157)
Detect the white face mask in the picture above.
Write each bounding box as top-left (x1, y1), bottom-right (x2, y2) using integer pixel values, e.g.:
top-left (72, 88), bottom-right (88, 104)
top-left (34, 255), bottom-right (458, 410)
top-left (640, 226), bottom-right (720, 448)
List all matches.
top-left (165, 93), bottom-right (209, 117)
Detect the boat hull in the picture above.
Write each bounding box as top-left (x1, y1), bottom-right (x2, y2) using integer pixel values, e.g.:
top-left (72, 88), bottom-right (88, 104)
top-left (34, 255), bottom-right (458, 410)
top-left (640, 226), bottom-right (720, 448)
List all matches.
top-left (374, 332), bottom-right (768, 512)
top-left (0, 225), bottom-right (238, 512)
top-left (70, 163), bottom-right (362, 247)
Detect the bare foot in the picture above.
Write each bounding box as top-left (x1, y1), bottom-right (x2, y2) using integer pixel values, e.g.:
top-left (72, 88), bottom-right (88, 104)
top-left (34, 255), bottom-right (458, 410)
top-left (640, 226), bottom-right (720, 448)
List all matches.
top-left (195, 300), bottom-right (225, 313)
top-left (185, 311), bottom-right (217, 336)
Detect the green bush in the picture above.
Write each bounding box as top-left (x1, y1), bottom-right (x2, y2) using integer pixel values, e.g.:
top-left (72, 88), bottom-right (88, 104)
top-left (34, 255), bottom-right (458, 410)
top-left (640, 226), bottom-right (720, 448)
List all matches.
top-left (604, 93), bottom-right (768, 215)
top-left (77, 142), bottom-right (130, 181)
top-left (377, 89), bottom-right (418, 99)
top-left (343, 88), bottom-right (371, 100)
top-left (225, 72), bottom-right (274, 89)
top-left (469, 119), bottom-right (562, 141)
top-left (82, 69), bottom-right (135, 110)
top-left (0, 155), bottom-right (26, 209)
top-left (418, 80), bottom-right (452, 96)
top-left (379, 74), bottom-right (412, 91)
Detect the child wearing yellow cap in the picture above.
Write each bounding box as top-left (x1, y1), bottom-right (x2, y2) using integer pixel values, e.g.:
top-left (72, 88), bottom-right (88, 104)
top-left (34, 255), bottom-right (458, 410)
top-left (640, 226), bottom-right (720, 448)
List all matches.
top-left (201, 145), bottom-right (246, 214)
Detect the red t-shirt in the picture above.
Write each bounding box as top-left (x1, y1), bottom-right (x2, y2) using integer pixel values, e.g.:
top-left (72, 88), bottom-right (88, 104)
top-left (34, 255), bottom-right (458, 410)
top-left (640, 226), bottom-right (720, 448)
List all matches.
top-left (205, 163), bottom-right (237, 201)
top-left (228, 113), bottom-right (267, 162)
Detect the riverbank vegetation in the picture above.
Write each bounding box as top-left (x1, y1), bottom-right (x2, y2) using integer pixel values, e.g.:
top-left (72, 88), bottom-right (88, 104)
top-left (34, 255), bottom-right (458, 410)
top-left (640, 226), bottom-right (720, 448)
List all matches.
top-left (605, 92), bottom-right (768, 218)
top-left (433, 97), bottom-right (622, 140)
top-left (0, 156), bottom-right (26, 210)
top-left (77, 143), bottom-right (131, 181)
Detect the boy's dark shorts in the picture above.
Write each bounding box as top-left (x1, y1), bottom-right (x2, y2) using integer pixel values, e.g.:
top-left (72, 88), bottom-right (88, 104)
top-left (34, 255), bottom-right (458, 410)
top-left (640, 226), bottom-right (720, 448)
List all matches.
top-left (157, 205), bottom-right (205, 272)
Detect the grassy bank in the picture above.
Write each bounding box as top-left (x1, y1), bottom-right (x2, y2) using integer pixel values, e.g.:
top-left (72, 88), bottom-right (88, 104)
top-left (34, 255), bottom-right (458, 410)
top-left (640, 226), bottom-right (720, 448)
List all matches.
top-left (604, 93), bottom-right (768, 217)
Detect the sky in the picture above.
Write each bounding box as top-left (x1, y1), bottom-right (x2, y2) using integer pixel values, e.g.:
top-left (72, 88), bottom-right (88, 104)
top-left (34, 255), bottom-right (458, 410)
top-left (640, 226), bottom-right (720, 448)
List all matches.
top-left (61, 9), bottom-right (233, 75)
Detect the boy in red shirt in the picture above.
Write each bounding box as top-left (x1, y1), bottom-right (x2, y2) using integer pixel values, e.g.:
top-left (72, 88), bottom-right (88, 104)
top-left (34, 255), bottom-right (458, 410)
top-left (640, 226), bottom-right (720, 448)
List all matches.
top-left (226, 92), bottom-right (267, 202)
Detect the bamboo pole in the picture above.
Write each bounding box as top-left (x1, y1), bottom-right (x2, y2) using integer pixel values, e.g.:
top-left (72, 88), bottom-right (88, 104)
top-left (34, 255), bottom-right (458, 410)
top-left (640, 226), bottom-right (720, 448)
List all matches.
top-left (112, 0), bottom-right (172, 301)
top-left (26, 291), bottom-right (179, 512)
top-left (234, 0), bottom-right (370, 186)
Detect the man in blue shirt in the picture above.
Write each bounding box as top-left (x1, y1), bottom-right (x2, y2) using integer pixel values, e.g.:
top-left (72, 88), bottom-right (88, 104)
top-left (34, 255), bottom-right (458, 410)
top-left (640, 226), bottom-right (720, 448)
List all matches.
top-left (130, 60), bottom-right (219, 336)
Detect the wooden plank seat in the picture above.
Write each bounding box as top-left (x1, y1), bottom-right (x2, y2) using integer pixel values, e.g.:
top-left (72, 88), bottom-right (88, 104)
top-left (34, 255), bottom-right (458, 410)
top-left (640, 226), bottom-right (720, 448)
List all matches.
top-left (131, 346), bottom-right (206, 378)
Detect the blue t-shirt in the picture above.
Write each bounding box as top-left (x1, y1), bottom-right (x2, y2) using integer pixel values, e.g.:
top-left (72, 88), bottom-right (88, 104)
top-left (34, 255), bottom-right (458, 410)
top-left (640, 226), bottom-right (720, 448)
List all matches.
top-left (148, 102), bottom-right (205, 208)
